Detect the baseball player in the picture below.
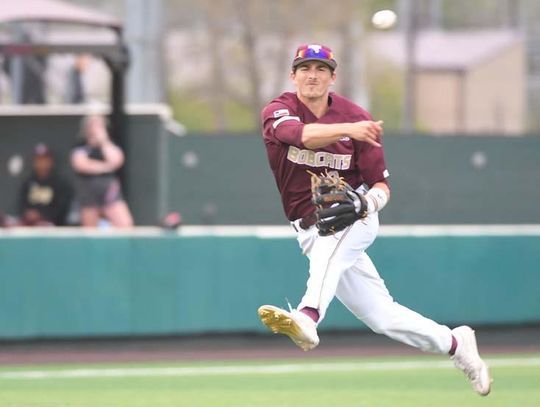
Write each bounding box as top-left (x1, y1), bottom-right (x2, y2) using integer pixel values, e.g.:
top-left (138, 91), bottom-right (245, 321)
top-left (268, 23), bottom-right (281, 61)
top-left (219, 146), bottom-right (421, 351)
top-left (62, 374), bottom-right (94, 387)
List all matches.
top-left (258, 44), bottom-right (491, 396)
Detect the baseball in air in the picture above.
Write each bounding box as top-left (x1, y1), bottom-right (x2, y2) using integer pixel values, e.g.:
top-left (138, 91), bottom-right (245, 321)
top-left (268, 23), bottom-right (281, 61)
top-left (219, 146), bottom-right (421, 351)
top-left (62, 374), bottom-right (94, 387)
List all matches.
top-left (371, 9), bottom-right (397, 30)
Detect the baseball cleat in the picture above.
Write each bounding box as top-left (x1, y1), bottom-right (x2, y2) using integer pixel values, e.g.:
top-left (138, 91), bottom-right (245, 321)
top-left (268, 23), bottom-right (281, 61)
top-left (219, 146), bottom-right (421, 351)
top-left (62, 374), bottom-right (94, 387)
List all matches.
top-left (451, 326), bottom-right (492, 396)
top-left (258, 305), bottom-right (319, 351)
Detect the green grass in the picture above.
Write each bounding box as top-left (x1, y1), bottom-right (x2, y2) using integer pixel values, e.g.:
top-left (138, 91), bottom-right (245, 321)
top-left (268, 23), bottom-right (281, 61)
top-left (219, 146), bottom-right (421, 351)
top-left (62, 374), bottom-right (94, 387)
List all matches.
top-left (0, 354), bottom-right (538, 407)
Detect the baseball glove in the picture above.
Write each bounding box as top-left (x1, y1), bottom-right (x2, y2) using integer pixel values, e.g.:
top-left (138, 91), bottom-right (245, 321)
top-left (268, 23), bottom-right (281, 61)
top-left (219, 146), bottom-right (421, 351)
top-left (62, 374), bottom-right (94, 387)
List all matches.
top-left (310, 171), bottom-right (368, 236)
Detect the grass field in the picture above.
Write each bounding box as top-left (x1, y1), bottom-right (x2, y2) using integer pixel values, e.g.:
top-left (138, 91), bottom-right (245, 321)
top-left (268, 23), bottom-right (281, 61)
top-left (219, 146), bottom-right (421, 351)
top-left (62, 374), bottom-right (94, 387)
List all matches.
top-left (0, 354), bottom-right (538, 407)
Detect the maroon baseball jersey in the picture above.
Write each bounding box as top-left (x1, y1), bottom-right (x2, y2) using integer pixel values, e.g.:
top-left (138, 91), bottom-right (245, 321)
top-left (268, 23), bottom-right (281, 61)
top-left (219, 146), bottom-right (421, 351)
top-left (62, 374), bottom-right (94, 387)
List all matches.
top-left (261, 91), bottom-right (389, 221)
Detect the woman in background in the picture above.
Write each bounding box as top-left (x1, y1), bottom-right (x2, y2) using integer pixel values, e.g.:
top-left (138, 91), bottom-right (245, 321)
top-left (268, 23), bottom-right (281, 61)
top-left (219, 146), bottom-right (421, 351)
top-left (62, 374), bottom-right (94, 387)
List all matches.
top-left (71, 114), bottom-right (134, 227)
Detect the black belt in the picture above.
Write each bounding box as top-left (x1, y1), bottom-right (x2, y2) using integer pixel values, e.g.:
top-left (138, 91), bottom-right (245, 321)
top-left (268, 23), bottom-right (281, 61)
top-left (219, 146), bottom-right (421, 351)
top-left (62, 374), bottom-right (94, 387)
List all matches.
top-left (292, 213), bottom-right (317, 232)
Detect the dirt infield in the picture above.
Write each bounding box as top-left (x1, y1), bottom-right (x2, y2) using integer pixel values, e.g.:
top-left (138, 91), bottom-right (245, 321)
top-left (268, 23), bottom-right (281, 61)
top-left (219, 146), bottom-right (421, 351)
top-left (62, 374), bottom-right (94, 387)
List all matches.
top-left (0, 325), bottom-right (539, 365)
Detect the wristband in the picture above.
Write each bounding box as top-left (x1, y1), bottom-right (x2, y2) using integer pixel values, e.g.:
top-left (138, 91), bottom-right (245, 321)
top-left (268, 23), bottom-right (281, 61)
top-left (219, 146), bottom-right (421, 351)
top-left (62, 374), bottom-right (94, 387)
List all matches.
top-left (366, 187), bottom-right (388, 213)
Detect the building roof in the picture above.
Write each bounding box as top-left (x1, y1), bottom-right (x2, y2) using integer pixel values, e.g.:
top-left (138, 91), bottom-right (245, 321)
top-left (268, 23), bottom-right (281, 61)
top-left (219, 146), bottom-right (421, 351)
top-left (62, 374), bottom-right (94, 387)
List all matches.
top-left (0, 0), bottom-right (121, 29)
top-left (370, 30), bottom-right (523, 71)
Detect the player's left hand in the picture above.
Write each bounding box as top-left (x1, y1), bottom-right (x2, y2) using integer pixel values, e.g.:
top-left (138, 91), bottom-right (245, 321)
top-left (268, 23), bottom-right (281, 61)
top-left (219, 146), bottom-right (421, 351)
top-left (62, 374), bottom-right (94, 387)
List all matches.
top-left (310, 171), bottom-right (368, 236)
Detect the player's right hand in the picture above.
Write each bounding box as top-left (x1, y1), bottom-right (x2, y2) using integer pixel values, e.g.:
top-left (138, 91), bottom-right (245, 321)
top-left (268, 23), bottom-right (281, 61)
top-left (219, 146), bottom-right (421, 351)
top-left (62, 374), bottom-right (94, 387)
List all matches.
top-left (350, 120), bottom-right (383, 147)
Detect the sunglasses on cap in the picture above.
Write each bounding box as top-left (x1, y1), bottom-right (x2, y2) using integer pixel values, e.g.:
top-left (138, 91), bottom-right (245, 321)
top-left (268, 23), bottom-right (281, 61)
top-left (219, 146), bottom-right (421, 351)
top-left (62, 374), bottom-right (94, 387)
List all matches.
top-left (292, 44), bottom-right (337, 70)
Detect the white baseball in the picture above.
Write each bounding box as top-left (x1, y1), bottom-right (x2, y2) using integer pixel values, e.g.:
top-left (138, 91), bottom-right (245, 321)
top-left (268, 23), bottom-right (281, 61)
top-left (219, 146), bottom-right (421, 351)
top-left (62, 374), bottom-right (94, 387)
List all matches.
top-left (371, 9), bottom-right (397, 30)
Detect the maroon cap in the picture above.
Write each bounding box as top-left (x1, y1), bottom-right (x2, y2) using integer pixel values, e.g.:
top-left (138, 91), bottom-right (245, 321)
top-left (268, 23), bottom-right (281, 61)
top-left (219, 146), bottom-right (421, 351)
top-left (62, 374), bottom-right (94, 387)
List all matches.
top-left (33, 143), bottom-right (52, 157)
top-left (292, 44), bottom-right (337, 70)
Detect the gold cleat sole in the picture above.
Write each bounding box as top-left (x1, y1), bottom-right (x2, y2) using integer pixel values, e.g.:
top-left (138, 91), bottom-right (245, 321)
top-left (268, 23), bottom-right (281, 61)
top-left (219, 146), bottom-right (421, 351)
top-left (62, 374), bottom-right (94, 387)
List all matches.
top-left (258, 305), bottom-right (311, 351)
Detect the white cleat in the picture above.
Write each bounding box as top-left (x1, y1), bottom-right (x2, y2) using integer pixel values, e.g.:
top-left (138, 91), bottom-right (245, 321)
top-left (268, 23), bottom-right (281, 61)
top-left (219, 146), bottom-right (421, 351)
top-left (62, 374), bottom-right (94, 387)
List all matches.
top-left (258, 305), bottom-right (319, 351)
top-left (451, 326), bottom-right (492, 396)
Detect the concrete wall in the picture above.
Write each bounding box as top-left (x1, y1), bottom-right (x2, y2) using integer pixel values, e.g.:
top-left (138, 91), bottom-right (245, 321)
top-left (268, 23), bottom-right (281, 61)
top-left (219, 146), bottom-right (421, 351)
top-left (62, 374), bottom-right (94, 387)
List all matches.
top-left (415, 43), bottom-right (525, 135)
top-left (416, 72), bottom-right (461, 132)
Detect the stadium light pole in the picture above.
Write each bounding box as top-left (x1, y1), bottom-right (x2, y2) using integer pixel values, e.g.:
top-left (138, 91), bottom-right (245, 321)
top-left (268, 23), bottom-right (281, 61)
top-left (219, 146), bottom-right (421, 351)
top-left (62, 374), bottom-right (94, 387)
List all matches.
top-left (125, 0), bottom-right (165, 103)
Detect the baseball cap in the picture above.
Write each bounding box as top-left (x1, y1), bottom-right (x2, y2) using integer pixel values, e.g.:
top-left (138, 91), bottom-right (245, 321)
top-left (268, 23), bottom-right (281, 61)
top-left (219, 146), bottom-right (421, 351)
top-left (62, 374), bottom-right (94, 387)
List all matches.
top-left (292, 44), bottom-right (337, 71)
top-left (33, 143), bottom-right (52, 157)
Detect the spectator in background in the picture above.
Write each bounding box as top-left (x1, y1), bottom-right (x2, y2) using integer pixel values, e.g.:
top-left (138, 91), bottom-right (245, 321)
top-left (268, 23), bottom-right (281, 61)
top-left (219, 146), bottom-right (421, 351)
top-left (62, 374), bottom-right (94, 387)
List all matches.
top-left (2, 31), bottom-right (47, 104)
top-left (71, 114), bottom-right (134, 228)
top-left (66, 54), bottom-right (89, 104)
top-left (18, 143), bottom-right (72, 226)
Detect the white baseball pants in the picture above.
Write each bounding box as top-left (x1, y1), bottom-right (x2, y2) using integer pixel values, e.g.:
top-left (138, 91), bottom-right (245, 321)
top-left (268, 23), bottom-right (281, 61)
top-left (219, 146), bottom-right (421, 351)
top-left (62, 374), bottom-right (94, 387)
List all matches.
top-left (293, 211), bottom-right (453, 354)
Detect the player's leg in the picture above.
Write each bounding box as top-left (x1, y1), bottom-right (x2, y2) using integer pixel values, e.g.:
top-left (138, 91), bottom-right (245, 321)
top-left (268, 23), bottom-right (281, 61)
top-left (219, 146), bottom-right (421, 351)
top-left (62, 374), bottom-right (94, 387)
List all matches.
top-left (335, 253), bottom-right (452, 353)
top-left (259, 213), bottom-right (378, 350)
top-left (336, 254), bottom-right (491, 395)
top-left (258, 224), bottom-right (323, 350)
top-left (297, 213), bottom-right (378, 321)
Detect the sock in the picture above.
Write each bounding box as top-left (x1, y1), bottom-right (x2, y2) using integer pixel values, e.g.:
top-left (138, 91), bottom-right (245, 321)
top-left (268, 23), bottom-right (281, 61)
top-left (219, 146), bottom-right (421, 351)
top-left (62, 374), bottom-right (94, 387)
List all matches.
top-left (449, 335), bottom-right (458, 355)
top-left (300, 307), bottom-right (319, 323)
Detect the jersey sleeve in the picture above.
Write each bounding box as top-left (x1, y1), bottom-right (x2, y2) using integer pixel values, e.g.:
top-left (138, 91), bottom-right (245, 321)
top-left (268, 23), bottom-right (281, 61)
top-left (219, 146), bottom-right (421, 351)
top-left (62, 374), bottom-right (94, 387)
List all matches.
top-left (261, 101), bottom-right (305, 147)
top-left (349, 107), bottom-right (389, 187)
top-left (355, 140), bottom-right (390, 187)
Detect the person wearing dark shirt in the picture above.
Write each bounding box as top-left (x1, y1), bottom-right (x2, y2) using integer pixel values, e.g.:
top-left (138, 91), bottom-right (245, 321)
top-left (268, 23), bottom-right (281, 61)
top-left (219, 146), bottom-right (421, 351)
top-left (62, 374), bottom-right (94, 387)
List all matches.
top-left (70, 114), bottom-right (133, 228)
top-left (257, 44), bottom-right (491, 396)
top-left (18, 143), bottom-right (72, 226)
top-left (66, 54), bottom-right (89, 104)
top-left (2, 31), bottom-right (47, 104)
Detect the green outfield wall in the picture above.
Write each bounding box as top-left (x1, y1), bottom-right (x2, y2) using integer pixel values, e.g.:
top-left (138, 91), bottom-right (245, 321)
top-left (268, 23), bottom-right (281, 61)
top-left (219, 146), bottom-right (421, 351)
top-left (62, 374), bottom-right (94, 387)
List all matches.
top-left (161, 133), bottom-right (540, 225)
top-left (0, 228), bottom-right (538, 339)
